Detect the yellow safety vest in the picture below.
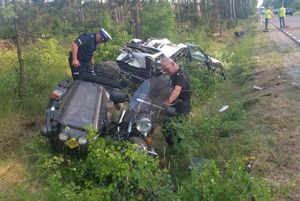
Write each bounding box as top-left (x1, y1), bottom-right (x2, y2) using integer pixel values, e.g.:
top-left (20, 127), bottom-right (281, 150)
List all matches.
top-left (264, 9), bottom-right (272, 19)
top-left (279, 7), bottom-right (286, 17)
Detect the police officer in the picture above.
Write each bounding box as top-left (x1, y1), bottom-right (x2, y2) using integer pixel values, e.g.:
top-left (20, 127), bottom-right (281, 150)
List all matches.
top-left (160, 57), bottom-right (191, 145)
top-left (160, 57), bottom-right (191, 114)
top-left (69, 27), bottom-right (112, 80)
top-left (279, 5), bottom-right (286, 29)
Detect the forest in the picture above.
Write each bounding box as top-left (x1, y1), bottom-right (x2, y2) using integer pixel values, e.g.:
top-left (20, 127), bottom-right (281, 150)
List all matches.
top-left (0, 0), bottom-right (299, 200)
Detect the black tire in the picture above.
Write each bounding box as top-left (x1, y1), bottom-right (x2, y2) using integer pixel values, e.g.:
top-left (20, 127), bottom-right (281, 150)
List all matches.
top-left (81, 72), bottom-right (123, 89)
top-left (94, 61), bottom-right (121, 80)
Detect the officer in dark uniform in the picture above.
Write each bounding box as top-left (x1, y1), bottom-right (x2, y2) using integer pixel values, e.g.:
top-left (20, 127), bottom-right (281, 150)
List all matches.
top-left (69, 27), bottom-right (112, 80)
top-left (160, 57), bottom-right (191, 114)
top-left (160, 57), bottom-right (191, 145)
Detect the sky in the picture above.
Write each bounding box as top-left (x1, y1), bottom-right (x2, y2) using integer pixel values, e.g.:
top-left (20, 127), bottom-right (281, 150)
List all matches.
top-left (257, 0), bottom-right (263, 7)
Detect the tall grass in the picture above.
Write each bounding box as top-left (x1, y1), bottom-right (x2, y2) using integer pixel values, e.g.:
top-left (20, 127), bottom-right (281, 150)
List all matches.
top-left (165, 21), bottom-right (272, 200)
top-left (0, 39), bottom-right (67, 117)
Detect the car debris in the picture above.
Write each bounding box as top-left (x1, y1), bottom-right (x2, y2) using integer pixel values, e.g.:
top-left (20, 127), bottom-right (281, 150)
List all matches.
top-left (116, 38), bottom-right (225, 83)
top-left (253, 85), bottom-right (263, 90)
top-left (218, 105), bottom-right (229, 112)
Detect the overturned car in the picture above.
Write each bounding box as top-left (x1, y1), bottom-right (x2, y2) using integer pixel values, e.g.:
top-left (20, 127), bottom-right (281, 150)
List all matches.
top-left (116, 38), bottom-right (225, 83)
top-left (41, 61), bottom-right (174, 155)
top-left (40, 79), bottom-right (129, 154)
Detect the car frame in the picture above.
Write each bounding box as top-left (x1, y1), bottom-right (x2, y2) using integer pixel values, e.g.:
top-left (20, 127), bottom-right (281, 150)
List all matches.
top-left (116, 38), bottom-right (225, 83)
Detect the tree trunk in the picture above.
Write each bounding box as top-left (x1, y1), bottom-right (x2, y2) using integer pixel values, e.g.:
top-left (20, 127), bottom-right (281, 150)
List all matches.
top-left (14, 19), bottom-right (24, 102)
top-left (109, 0), bottom-right (119, 22)
top-left (134, 0), bottom-right (141, 38)
top-left (176, 0), bottom-right (181, 23)
top-left (232, 0), bottom-right (236, 19)
top-left (77, 6), bottom-right (85, 23)
top-left (194, 0), bottom-right (201, 17)
top-left (229, 0), bottom-right (233, 20)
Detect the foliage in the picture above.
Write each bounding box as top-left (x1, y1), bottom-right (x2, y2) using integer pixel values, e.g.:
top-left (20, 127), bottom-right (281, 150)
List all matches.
top-left (141, 1), bottom-right (177, 39)
top-left (39, 130), bottom-right (177, 201)
top-left (0, 50), bottom-right (19, 116)
top-left (188, 64), bottom-right (220, 105)
top-left (0, 38), bottom-right (67, 116)
top-left (222, 37), bottom-right (256, 85)
top-left (178, 159), bottom-right (272, 201)
top-left (21, 38), bottom-right (67, 115)
top-left (94, 29), bottom-right (131, 62)
top-left (263, 0), bottom-right (300, 9)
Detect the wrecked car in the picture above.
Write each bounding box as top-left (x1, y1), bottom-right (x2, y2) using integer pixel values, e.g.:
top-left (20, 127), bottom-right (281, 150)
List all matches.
top-left (116, 38), bottom-right (225, 83)
top-left (40, 79), bottom-right (129, 155)
top-left (40, 62), bottom-right (174, 155)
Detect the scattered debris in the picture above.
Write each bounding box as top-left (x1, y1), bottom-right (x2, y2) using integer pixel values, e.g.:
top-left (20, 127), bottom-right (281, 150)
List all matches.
top-left (234, 31), bottom-right (244, 37)
top-left (263, 93), bottom-right (272, 97)
top-left (253, 85), bottom-right (263, 90)
top-left (273, 81), bottom-right (281, 86)
top-left (218, 105), bottom-right (229, 112)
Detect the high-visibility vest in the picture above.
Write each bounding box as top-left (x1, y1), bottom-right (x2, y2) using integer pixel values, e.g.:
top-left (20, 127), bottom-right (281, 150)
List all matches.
top-left (264, 9), bottom-right (272, 19)
top-left (279, 7), bottom-right (286, 17)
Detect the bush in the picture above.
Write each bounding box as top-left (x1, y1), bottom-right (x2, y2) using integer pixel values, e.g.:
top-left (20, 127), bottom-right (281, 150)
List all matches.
top-left (141, 1), bottom-right (177, 39)
top-left (0, 50), bottom-right (19, 116)
top-left (0, 38), bottom-right (68, 116)
top-left (40, 130), bottom-right (177, 201)
top-left (178, 159), bottom-right (272, 201)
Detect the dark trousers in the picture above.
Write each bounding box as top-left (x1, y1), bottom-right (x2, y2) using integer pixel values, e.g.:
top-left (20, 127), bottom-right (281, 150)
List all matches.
top-left (279, 17), bottom-right (285, 29)
top-left (265, 18), bottom-right (269, 30)
top-left (68, 55), bottom-right (80, 80)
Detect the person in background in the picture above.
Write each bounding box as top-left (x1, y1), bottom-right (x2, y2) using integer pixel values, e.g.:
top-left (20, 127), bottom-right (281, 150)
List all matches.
top-left (69, 27), bottom-right (112, 80)
top-left (160, 57), bottom-right (191, 145)
top-left (278, 5), bottom-right (286, 29)
top-left (264, 6), bottom-right (273, 31)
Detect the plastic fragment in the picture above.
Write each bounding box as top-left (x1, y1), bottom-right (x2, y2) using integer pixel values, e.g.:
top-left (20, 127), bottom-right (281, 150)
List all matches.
top-left (253, 85), bottom-right (263, 90)
top-left (218, 105), bottom-right (229, 112)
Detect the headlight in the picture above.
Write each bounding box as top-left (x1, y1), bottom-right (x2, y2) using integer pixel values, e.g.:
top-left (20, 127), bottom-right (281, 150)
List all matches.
top-left (58, 132), bottom-right (68, 141)
top-left (78, 136), bottom-right (87, 145)
top-left (136, 117), bottom-right (152, 135)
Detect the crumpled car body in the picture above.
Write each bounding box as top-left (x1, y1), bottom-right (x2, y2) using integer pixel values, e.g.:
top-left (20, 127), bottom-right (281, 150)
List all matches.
top-left (116, 38), bottom-right (225, 83)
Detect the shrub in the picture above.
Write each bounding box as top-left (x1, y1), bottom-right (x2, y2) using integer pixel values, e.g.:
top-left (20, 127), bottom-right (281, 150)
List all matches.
top-left (178, 159), bottom-right (272, 201)
top-left (40, 130), bottom-right (177, 201)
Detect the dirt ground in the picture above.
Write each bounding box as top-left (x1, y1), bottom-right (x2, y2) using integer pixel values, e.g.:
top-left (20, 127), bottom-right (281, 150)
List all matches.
top-left (251, 24), bottom-right (300, 200)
